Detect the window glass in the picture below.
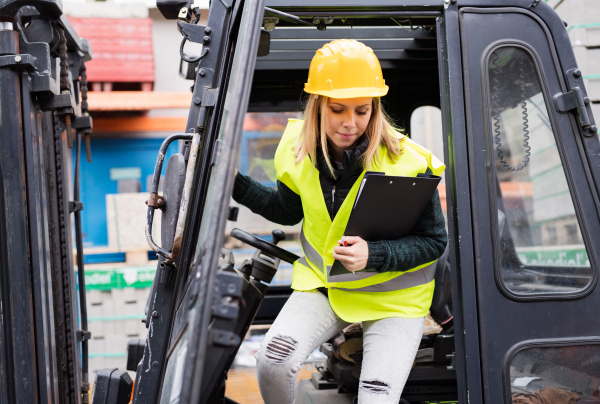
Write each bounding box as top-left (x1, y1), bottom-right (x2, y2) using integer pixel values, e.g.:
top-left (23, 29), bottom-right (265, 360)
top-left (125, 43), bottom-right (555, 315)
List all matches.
top-left (508, 343), bottom-right (600, 402)
top-left (410, 106), bottom-right (446, 223)
top-left (224, 112), bottom-right (302, 286)
top-left (159, 328), bottom-right (188, 404)
top-left (239, 112), bottom-right (301, 186)
top-left (487, 46), bottom-right (592, 295)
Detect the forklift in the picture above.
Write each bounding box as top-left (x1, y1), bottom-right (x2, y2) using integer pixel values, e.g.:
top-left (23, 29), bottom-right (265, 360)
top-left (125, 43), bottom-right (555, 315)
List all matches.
top-left (123, 0), bottom-right (600, 402)
top-left (1, 0), bottom-right (600, 403)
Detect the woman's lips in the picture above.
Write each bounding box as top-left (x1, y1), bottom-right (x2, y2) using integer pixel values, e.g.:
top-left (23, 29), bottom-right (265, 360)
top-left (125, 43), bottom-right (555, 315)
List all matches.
top-left (337, 132), bottom-right (355, 140)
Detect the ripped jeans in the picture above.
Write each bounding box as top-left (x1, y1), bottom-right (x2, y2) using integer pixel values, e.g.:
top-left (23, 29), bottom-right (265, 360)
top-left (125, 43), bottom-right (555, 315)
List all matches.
top-left (255, 290), bottom-right (425, 404)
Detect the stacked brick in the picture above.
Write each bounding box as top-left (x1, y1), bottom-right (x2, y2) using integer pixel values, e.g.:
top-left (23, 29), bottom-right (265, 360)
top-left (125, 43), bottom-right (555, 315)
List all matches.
top-left (553, 0), bottom-right (600, 117)
top-left (87, 287), bottom-right (151, 375)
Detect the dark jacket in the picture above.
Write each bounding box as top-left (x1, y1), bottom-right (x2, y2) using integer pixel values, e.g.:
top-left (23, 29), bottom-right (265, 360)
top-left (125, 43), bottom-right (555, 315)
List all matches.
top-left (318, 136), bottom-right (370, 220)
top-left (232, 136), bottom-right (448, 272)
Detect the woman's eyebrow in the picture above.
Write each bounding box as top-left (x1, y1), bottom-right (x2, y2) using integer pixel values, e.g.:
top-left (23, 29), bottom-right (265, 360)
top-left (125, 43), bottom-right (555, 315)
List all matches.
top-left (329, 103), bottom-right (371, 108)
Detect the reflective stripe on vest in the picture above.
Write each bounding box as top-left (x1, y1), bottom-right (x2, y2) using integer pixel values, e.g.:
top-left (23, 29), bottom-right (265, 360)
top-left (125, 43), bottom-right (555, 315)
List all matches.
top-left (299, 227), bottom-right (435, 292)
top-left (332, 262), bottom-right (436, 292)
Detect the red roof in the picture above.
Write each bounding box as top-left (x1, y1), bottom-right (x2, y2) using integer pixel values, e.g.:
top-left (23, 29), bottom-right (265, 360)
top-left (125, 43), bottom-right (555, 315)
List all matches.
top-left (68, 17), bottom-right (154, 83)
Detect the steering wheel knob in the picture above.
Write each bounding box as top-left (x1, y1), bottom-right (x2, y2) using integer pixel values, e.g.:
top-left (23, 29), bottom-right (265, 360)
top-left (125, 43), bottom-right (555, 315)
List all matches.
top-left (271, 229), bottom-right (286, 245)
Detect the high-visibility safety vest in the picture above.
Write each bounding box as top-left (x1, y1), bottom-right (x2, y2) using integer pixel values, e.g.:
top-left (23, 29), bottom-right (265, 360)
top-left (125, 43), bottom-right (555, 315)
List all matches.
top-left (274, 119), bottom-right (446, 322)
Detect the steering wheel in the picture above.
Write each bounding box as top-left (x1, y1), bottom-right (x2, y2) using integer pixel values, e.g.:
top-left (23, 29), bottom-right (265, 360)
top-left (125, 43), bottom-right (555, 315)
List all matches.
top-left (230, 228), bottom-right (300, 264)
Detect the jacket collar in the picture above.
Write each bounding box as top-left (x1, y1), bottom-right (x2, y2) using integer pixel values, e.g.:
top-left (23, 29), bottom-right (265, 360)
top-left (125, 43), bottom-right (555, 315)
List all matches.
top-left (317, 135), bottom-right (370, 183)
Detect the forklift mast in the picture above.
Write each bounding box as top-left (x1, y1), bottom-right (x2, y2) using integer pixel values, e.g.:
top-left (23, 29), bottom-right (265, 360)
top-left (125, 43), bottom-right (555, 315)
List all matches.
top-left (0, 0), bottom-right (94, 402)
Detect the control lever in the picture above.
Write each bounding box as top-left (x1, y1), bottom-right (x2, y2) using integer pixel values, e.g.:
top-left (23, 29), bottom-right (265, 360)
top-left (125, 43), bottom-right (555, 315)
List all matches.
top-left (270, 229), bottom-right (285, 245)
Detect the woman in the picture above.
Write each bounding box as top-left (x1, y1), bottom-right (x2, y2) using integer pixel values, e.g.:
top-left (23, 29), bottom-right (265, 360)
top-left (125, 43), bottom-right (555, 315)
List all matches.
top-left (232, 39), bottom-right (447, 404)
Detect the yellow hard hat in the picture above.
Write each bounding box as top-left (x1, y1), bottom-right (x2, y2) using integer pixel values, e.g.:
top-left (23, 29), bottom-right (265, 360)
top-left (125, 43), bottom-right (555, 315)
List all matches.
top-left (304, 39), bottom-right (388, 99)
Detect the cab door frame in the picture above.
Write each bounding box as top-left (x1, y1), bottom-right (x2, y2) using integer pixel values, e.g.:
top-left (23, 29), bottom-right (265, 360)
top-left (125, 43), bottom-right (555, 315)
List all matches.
top-left (438, 4), bottom-right (484, 403)
top-left (447, 1), bottom-right (600, 403)
top-left (137, 0), bottom-right (267, 403)
top-left (131, 0), bottom-right (237, 402)
top-left (177, 0), bottom-right (266, 400)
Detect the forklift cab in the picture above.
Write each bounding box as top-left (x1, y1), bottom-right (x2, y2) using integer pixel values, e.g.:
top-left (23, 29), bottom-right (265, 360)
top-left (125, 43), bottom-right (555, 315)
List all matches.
top-left (127, 1), bottom-right (600, 403)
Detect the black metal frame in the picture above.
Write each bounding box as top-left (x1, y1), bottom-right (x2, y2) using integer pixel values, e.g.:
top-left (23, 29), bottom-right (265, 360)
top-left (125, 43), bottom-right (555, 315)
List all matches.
top-left (0, 28), bottom-right (37, 403)
top-left (0, 1), bottom-right (93, 402)
top-left (435, 6), bottom-right (482, 404)
top-left (172, 2), bottom-right (463, 402)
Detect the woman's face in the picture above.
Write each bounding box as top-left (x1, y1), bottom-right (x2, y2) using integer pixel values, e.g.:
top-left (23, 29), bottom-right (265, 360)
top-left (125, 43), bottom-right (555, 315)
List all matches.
top-left (325, 97), bottom-right (373, 159)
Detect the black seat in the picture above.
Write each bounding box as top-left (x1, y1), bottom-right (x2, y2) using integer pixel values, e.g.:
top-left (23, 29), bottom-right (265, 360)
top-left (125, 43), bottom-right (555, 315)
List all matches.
top-left (429, 245), bottom-right (453, 329)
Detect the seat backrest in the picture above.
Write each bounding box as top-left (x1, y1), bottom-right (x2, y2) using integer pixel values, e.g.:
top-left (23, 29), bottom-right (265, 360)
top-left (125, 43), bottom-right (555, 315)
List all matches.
top-left (429, 245), bottom-right (453, 329)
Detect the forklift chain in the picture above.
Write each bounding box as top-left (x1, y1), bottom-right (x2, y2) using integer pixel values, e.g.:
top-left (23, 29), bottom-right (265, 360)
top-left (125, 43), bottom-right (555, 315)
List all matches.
top-left (51, 23), bottom-right (70, 92)
top-left (53, 113), bottom-right (77, 404)
top-left (80, 62), bottom-right (89, 113)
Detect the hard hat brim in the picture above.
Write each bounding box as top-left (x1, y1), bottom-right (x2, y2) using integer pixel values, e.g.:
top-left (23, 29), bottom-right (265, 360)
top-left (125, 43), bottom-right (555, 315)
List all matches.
top-left (304, 86), bottom-right (389, 99)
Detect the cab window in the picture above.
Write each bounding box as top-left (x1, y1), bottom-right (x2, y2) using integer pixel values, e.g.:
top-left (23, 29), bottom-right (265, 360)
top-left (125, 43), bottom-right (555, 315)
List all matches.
top-left (410, 105), bottom-right (446, 222)
top-left (506, 340), bottom-right (600, 402)
top-left (224, 111), bottom-right (302, 287)
top-left (485, 45), bottom-right (592, 296)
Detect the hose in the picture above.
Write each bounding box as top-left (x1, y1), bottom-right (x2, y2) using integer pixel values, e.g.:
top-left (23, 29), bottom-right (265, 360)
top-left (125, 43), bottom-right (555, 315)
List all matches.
top-left (491, 52), bottom-right (531, 172)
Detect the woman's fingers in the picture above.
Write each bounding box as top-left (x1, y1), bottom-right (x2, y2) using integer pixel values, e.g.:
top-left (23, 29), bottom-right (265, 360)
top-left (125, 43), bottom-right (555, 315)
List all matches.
top-left (343, 236), bottom-right (363, 244)
top-left (333, 245), bottom-right (354, 256)
top-left (333, 236), bottom-right (369, 272)
top-left (333, 249), bottom-right (361, 269)
top-left (333, 252), bottom-right (355, 262)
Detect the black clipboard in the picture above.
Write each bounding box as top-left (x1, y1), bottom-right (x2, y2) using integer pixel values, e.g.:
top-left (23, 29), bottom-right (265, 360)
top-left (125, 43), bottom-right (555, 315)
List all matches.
top-left (330, 173), bottom-right (442, 275)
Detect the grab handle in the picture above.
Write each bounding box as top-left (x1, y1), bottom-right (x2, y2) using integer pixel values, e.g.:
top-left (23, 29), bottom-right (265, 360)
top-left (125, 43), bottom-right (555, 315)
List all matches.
top-left (145, 133), bottom-right (195, 262)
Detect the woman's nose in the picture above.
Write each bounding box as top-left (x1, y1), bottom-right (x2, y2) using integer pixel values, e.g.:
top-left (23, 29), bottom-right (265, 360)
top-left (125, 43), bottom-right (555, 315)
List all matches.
top-left (343, 112), bottom-right (357, 128)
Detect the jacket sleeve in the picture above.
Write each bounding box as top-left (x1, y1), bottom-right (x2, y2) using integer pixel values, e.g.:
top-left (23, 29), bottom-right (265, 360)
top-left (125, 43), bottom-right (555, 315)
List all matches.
top-left (366, 173), bottom-right (448, 272)
top-left (232, 172), bottom-right (304, 226)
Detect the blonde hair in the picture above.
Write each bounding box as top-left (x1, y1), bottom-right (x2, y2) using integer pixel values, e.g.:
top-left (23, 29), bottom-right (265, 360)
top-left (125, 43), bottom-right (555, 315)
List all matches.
top-left (293, 95), bottom-right (404, 176)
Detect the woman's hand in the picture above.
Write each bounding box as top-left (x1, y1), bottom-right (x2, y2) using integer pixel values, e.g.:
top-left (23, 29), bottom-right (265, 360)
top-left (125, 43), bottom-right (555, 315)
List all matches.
top-left (333, 236), bottom-right (369, 272)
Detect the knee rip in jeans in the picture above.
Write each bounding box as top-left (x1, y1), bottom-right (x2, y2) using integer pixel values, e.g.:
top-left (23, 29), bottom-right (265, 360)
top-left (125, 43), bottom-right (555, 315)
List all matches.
top-left (361, 380), bottom-right (390, 395)
top-left (264, 335), bottom-right (298, 365)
